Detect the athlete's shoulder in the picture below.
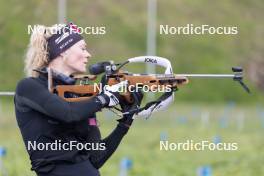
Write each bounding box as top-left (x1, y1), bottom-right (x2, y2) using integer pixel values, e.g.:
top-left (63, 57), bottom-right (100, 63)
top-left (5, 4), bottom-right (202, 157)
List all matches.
top-left (16, 77), bottom-right (43, 94)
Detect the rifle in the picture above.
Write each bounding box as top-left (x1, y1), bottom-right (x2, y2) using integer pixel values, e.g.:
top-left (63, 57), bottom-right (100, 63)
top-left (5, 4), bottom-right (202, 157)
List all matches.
top-left (50, 56), bottom-right (250, 118)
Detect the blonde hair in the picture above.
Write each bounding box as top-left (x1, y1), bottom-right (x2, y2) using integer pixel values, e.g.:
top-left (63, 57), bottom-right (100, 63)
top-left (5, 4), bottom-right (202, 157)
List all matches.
top-left (24, 24), bottom-right (65, 77)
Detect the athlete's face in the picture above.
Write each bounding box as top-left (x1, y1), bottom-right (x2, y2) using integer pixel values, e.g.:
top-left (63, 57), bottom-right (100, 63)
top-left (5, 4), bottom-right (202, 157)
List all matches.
top-left (63, 40), bottom-right (91, 74)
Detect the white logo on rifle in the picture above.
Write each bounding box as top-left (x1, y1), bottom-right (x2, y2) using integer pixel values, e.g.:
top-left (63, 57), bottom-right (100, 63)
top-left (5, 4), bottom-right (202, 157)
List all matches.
top-left (55, 32), bottom-right (70, 44)
top-left (145, 58), bottom-right (157, 64)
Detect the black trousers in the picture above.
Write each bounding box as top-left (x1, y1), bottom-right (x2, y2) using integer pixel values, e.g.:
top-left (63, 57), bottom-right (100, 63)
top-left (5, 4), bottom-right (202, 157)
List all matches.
top-left (37, 160), bottom-right (100, 176)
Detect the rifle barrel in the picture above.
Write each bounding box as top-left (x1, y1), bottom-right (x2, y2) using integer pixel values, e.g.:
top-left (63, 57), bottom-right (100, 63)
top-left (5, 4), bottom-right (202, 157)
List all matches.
top-left (175, 74), bottom-right (238, 78)
top-left (131, 73), bottom-right (241, 79)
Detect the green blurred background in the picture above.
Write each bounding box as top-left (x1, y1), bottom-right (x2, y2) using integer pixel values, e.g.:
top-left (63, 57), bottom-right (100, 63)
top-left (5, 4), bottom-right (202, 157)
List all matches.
top-left (0, 0), bottom-right (264, 175)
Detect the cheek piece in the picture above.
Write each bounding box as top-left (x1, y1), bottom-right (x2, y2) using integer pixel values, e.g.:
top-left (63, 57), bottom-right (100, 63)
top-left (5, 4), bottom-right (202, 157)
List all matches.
top-left (47, 22), bottom-right (83, 61)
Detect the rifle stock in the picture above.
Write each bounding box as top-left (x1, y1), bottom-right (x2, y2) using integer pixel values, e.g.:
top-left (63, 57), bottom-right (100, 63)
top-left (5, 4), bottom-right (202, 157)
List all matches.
top-left (54, 72), bottom-right (189, 102)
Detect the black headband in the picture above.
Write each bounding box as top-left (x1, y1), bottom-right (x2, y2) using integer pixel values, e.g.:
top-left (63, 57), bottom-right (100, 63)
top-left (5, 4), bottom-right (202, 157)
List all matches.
top-left (47, 22), bottom-right (83, 61)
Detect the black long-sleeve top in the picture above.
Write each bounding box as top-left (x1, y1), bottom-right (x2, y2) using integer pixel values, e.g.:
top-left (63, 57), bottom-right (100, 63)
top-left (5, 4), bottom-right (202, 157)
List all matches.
top-left (14, 70), bottom-right (129, 174)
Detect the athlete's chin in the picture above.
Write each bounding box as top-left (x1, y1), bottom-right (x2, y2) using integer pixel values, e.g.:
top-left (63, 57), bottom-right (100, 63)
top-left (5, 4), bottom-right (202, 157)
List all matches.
top-left (80, 67), bottom-right (87, 73)
top-left (72, 67), bottom-right (87, 74)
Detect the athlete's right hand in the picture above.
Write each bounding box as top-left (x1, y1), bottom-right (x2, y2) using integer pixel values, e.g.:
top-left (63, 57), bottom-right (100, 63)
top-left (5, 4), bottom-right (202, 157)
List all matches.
top-left (96, 81), bottom-right (128, 107)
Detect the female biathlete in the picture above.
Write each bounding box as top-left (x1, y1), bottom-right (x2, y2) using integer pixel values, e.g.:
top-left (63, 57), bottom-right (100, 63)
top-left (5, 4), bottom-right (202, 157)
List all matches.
top-left (14, 22), bottom-right (142, 176)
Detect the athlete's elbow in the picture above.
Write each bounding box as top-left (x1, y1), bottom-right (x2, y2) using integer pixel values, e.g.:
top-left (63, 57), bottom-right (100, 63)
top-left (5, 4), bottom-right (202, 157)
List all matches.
top-left (90, 160), bottom-right (104, 169)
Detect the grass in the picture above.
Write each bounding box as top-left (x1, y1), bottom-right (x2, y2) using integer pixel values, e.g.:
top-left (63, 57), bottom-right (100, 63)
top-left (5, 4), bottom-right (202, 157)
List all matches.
top-left (0, 99), bottom-right (263, 175)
